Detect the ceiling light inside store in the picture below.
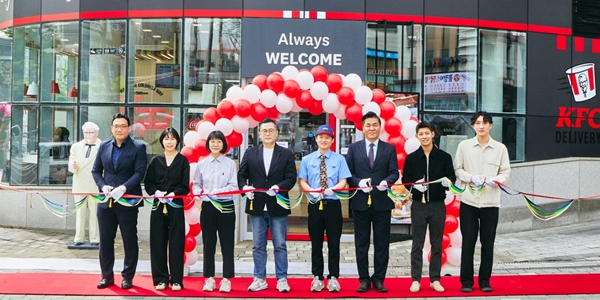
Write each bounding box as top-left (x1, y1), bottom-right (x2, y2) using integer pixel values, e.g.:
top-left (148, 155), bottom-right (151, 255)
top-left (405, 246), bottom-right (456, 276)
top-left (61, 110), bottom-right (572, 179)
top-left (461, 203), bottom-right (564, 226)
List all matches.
top-left (161, 41), bottom-right (169, 44)
top-left (143, 29), bottom-right (152, 32)
top-left (153, 35), bottom-right (161, 38)
top-left (200, 31), bottom-right (209, 33)
top-left (60, 38), bottom-right (69, 42)
top-left (193, 23), bottom-right (202, 26)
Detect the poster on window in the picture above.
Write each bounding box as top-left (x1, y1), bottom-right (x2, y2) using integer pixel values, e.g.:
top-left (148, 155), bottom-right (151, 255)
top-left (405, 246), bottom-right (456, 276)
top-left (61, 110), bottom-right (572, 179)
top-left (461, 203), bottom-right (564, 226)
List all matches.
top-left (424, 72), bottom-right (475, 95)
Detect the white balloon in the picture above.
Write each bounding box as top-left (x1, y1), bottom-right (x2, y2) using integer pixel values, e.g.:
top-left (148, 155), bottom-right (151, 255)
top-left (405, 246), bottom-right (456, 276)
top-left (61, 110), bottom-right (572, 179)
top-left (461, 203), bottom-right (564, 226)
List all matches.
top-left (362, 102), bottom-right (381, 116)
top-left (260, 89), bottom-right (278, 108)
top-left (296, 71), bottom-right (315, 90)
top-left (243, 84), bottom-right (261, 104)
top-left (196, 121), bottom-right (216, 139)
top-left (281, 65), bottom-right (299, 80)
top-left (185, 221), bottom-right (190, 235)
top-left (422, 249), bottom-right (430, 266)
top-left (322, 93), bottom-right (341, 113)
top-left (446, 247), bottom-right (462, 266)
top-left (333, 104), bottom-right (347, 120)
top-left (291, 98), bottom-right (303, 112)
top-left (395, 105), bottom-right (411, 122)
top-left (184, 207), bottom-right (200, 225)
top-left (215, 118), bottom-right (234, 136)
top-left (275, 94), bottom-right (293, 113)
top-left (226, 85), bottom-right (243, 102)
top-left (401, 119), bottom-right (419, 139)
top-left (444, 190), bottom-right (455, 205)
top-left (231, 115), bottom-right (250, 133)
top-left (449, 224), bottom-right (463, 247)
top-left (183, 131), bottom-right (200, 147)
top-left (343, 73), bottom-right (363, 90)
top-left (248, 117), bottom-right (259, 128)
top-left (310, 81), bottom-right (329, 100)
top-left (354, 86), bottom-right (373, 104)
top-left (380, 129), bottom-right (390, 142)
top-left (184, 249), bottom-right (198, 266)
top-left (424, 229), bottom-right (431, 249)
top-left (404, 137), bottom-right (421, 154)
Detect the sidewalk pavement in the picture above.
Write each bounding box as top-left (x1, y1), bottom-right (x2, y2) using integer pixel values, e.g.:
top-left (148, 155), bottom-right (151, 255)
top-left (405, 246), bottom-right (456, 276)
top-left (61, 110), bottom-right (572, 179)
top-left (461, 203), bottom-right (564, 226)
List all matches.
top-left (1, 218), bottom-right (600, 299)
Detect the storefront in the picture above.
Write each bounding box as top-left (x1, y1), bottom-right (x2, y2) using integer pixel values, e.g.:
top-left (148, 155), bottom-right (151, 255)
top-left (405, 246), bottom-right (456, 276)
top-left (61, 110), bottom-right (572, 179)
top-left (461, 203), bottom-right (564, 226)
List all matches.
top-left (0, 0), bottom-right (598, 241)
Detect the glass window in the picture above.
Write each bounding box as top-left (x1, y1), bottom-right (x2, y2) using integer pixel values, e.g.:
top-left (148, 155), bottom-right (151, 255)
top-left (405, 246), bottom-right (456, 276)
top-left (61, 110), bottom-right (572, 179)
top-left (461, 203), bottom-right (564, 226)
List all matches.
top-left (80, 20), bottom-right (127, 103)
top-left (0, 102), bottom-right (9, 183)
top-left (132, 106), bottom-right (181, 158)
top-left (41, 22), bottom-right (79, 103)
top-left (183, 18), bottom-right (241, 104)
top-left (424, 26), bottom-right (477, 112)
top-left (128, 19), bottom-right (182, 104)
top-left (480, 30), bottom-right (526, 114)
top-left (9, 105), bottom-right (38, 185)
top-left (0, 28), bottom-right (12, 102)
top-left (39, 105), bottom-right (75, 185)
top-left (493, 116), bottom-right (525, 162)
top-left (12, 25), bottom-right (40, 103)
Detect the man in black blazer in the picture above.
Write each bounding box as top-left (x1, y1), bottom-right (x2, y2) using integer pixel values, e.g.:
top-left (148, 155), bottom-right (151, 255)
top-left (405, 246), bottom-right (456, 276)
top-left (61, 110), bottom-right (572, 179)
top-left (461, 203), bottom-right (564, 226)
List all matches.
top-left (238, 118), bottom-right (297, 293)
top-left (92, 113), bottom-right (147, 290)
top-left (346, 111), bottom-right (399, 293)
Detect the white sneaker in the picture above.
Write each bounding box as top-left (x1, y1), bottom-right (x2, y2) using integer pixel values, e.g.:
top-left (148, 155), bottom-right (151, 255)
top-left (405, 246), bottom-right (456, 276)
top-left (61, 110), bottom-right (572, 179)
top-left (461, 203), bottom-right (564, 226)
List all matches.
top-left (277, 278), bottom-right (290, 292)
top-left (219, 278), bottom-right (231, 293)
top-left (430, 280), bottom-right (445, 292)
top-left (327, 276), bottom-right (341, 292)
top-left (155, 282), bottom-right (167, 290)
top-left (171, 283), bottom-right (182, 291)
top-left (248, 277), bottom-right (268, 292)
top-left (409, 281), bottom-right (420, 292)
top-left (310, 276), bottom-right (324, 292)
top-left (203, 277), bottom-right (215, 292)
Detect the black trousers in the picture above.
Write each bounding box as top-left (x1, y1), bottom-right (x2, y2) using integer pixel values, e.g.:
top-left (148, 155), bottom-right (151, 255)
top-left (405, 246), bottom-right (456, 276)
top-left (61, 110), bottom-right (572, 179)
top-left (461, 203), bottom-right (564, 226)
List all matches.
top-left (410, 200), bottom-right (446, 282)
top-left (353, 206), bottom-right (391, 284)
top-left (97, 205), bottom-right (139, 281)
top-left (200, 201), bottom-right (236, 278)
top-left (149, 203), bottom-right (185, 286)
top-left (308, 200), bottom-right (343, 280)
top-left (459, 202), bottom-right (499, 288)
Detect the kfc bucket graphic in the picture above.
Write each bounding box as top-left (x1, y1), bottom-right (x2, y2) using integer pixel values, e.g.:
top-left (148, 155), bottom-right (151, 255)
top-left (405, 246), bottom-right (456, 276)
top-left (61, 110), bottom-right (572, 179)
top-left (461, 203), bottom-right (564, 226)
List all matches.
top-left (566, 63), bottom-right (596, 102)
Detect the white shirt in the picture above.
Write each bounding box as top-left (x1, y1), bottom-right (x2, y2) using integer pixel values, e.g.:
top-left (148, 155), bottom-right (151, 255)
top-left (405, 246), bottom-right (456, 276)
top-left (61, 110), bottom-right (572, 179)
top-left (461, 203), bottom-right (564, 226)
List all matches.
top-left (263, 147), bottom-right (274, 176)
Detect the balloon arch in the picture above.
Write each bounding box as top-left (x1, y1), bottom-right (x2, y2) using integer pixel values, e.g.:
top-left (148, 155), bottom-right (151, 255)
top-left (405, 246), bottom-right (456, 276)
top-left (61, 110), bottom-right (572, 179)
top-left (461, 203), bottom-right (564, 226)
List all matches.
top-left (178, 65), bottom-right (462, 270)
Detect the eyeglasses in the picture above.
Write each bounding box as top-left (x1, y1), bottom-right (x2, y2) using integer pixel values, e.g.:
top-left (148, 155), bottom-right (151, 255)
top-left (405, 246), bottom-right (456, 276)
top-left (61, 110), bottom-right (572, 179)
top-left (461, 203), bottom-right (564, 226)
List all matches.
top-left (112, 124), bottom-right (129, 130)
top-left (260, 128), bottom-right (276, 134)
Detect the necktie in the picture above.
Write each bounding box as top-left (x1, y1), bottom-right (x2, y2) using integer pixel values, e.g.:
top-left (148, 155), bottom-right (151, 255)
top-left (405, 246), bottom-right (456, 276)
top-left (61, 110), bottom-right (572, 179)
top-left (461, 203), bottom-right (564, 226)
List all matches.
top-left (85, 144), bottom-right (94, 158)
top-left (319, 154), bottom-right (328, 190)
top-left (368, 143), bottom-right (374, 168)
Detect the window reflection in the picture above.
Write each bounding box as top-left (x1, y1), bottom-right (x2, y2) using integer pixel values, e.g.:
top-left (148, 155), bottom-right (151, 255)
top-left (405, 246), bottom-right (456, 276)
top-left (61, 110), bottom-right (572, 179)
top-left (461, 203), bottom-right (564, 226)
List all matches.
top-left (41, 22), bottom-right (79, 103)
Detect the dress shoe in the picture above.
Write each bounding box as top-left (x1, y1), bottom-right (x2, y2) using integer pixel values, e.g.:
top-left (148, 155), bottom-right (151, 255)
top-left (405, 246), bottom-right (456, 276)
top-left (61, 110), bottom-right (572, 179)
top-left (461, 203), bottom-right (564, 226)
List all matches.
top-left (480, 284), bottom-right (493, 292)
top-left (121, 278), bottom-right (133, 289)
top-left (356, 281), bottom-right (370, 293)
top-left (461, 286), bottom-right (473, 292)
top-left (90, 242), bottom-right (99, 246)
top-left (373, 282), bottom-right (388, 293)
top-left (97, 278), bottom-right (114, 289)
top-left (73, 242), bottom-right (84, 246)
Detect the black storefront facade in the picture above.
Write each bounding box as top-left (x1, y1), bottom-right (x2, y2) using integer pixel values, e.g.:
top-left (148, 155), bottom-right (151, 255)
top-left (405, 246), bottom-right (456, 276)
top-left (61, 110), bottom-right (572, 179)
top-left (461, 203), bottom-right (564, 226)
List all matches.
top-left (0, 0), bottom-right (598, 239)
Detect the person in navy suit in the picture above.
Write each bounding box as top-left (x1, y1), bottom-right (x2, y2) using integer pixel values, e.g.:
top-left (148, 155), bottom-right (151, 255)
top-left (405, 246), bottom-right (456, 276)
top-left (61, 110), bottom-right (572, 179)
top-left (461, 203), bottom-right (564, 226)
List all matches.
top-left (238, 118), bottom-right (297, 293)
top-left (345, 111), bottom-right (399, 293)
top-left (92, 113), bottom-right (147, 290)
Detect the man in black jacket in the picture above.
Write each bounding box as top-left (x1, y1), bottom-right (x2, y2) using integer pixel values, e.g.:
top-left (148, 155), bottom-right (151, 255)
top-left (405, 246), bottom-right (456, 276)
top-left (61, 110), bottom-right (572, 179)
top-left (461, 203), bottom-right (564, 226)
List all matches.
top-left (403, 122), bottom-right (456, 293)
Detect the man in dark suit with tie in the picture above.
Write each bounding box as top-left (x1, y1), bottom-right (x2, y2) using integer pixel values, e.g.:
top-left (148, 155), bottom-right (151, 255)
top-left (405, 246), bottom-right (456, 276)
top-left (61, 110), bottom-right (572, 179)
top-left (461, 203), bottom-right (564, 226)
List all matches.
top-left (92, 113), bottom-right (147, 290)
top-left (238, 118), bottom-right (297, 293)
top-left (346, 111), bottom-right (399, 293)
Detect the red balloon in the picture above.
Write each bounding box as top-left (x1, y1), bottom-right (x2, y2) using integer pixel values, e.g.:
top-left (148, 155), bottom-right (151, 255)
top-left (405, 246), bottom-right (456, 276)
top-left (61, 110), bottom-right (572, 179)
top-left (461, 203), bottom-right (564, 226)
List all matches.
top-left (345, 102), bottom-right (363, 122)
top-left (372, 88), bottom-right (386, 104)
top-left (308, 99), bottom-right (323, 115)
top-left (252, 74), bottom-right (268, 91)
top-left (183, 196), bottom-right (195, 210)
top-left (354, 120), bottom-right (363, 131)
top-left (384, 117), bottom-right (403, 136)
top-left (379, 101), bottom-right (396, 120)
top-left (388, 134), bottom-right (407, 153)
top-left (444, 215), bottom-right (459, 234)
top-left (181, 146), bottom-right (198, 163)
top-left (268, 106), bottom-right (280, 119)
top-left (234, 99), bottom-right (252, 118)
top-left (203, 107), bottom-right (220, 124)
top-left (337, 87), bottom-right (355, 106)
top-left (227, 131), bottom-right (243, 148)
top-left (251, 102), bottom-right (269, 122)
top-left (428, 249), bottom-right (447, 265)
top-left (283, 80), bottom-right (301, 98)
top-left (184, 235), bottom-right (197, 252)
top-left (188, 222), bottom-right (201, 237)
top-left (397, 151), bottom-right (406, 170)
top-left (194, 138), bottom-right (209, 157)
top-left (326, 73), bottom-right (343, 93)
top-left (296, 90), bottom-right (315, 108)
top-left (447, 198), bottom-right (461, 217)
top-left (310, 66), bottom-right (328, 82)
top-left (442, 233), bottom-right (451, 249)
top-left (217, 100), bottom-right (235, 119)
top-left (266, 73), bottom-right (285, 94)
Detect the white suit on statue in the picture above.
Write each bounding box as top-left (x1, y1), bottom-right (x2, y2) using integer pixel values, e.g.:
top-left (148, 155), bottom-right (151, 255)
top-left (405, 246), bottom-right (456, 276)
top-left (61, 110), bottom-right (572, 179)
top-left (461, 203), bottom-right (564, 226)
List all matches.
top-left (68, 138), bottom-right (102, 244)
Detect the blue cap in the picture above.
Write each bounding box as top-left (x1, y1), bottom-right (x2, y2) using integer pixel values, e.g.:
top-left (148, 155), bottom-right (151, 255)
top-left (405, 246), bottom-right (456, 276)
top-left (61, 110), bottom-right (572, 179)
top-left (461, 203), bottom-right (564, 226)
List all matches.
top-left (316, 124), bottom-right (334, 137)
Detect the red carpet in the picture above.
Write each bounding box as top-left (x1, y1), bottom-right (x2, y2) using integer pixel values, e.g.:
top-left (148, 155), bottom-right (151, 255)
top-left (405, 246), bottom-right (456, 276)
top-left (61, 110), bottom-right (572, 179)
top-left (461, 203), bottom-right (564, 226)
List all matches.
top-left (1, 273), bottom-right (599, 297)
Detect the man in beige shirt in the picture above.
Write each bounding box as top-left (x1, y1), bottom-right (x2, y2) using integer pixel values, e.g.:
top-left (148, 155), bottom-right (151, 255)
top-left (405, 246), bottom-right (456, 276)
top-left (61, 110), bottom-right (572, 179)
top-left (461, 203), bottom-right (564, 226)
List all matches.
top-left (454, 111), bottom-right (510, 293)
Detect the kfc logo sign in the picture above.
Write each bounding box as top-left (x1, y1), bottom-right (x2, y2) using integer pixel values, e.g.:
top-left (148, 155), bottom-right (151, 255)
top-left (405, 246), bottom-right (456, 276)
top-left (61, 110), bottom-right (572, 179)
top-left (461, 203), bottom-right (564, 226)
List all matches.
top-left (566, 63), bottom-right (596, 102)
